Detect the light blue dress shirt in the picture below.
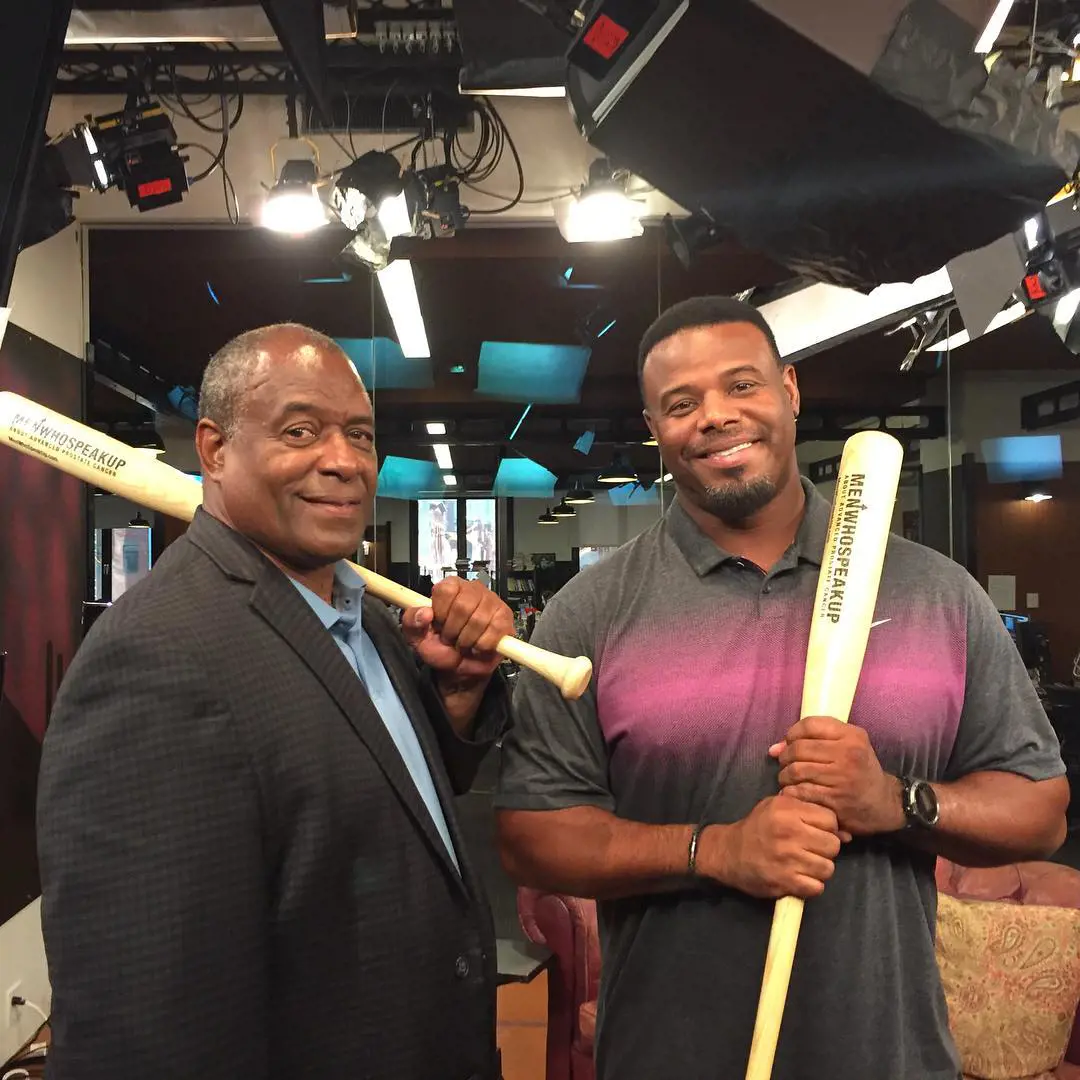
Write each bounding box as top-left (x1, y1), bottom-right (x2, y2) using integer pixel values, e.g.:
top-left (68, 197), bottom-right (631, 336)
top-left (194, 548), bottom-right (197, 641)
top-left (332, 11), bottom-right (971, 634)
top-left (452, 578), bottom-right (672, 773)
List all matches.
top-left (290, 562), bottom-right (460, 873)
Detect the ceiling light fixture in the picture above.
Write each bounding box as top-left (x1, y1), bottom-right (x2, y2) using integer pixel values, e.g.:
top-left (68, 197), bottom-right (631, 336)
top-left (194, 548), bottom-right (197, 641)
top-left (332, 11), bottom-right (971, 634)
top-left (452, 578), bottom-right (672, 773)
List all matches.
top-left (376, 259), bottom-right (430, 358)
top-left (432, 443), bottom-right (454, 471)
top-left (537, 507), bottom-right (559, 525)
top-left (564, 483), bottom-right (595, 505)
top-left (551, 499), bottom-right (576, 518)
top-left (974, 0), bottom-right (1015, 54)
top-left (332, 150), bottom-right (415, 271)
top-left (426, 421), bottom-right (447, 435)
top-left (261, 158), bottom-right (327, 234)
top-left (443, 473), bottom-right (457, 486)
top-left (556, 158), bottom-right (644, 244)
top-left (597, 451), bottom-right (638, 484)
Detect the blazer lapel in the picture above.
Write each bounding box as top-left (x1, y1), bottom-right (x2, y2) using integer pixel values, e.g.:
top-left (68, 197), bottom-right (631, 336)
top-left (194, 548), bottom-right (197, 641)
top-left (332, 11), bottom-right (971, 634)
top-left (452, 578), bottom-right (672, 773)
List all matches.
top-left (248, 566), bottom-right (465, 887)
top-left (361, 602), bottom-right (482, 897)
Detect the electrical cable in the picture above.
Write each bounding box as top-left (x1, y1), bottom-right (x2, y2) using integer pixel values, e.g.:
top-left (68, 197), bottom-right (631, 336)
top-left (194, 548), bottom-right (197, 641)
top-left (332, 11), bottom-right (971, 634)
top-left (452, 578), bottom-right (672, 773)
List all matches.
top-left (9, 998), bottom-right (49, 1029)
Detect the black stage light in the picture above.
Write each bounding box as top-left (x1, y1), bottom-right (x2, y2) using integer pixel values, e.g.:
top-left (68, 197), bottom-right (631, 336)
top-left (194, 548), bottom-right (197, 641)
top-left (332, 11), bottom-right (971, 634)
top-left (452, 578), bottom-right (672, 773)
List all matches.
top-left (1015, 197), bottom-right (1080, 355)
top-left (563, 0), bottom-right (1080, 292)
top-left (52, 95), bottom-right (188, 213)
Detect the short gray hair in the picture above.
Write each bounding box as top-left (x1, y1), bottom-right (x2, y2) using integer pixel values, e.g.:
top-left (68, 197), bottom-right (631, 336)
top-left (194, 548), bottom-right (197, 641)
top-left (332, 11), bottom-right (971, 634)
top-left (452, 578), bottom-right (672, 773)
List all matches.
top-left (198, 322), bottom-right (346, 437)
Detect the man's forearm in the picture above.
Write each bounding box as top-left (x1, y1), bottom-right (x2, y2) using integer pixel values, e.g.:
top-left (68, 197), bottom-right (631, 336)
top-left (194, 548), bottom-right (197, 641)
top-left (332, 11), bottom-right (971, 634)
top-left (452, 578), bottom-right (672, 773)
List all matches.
top-left (435, 672), bottom-right (493, 736)
top-left (899, 771), bottom-right (1068, 867)
top-left (498, 806), bottom-right (698, 901)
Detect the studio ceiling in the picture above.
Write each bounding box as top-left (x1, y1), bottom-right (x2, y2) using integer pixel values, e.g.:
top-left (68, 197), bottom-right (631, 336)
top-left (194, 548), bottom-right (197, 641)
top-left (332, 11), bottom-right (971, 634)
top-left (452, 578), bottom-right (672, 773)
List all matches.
top-left (66, 1), bottom-right (1080, 490)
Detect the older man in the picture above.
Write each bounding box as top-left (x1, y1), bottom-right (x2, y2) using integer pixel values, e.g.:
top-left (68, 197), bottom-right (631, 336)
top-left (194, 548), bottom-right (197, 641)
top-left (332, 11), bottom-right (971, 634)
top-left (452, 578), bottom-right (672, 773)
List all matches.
top-left (38, 324), bottom-right (515, 1080)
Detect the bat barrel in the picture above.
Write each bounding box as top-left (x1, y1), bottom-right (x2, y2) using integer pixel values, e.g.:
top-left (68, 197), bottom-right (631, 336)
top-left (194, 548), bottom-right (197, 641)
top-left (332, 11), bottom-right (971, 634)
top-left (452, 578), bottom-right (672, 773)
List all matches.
top-left (0, 390), bottom-right (594, 701)
top-left (0, 390), bottom-right (204, 521)
top-left (744, 430), bottom-right (904, 1080)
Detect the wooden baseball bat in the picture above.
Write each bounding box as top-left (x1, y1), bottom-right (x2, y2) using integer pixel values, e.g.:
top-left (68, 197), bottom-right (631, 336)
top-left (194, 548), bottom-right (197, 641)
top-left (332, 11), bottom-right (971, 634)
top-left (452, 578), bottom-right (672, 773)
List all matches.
top-left (743, 429), bottom-right (904, 1080)
top-left (0, 390), bottom-right (594, 700)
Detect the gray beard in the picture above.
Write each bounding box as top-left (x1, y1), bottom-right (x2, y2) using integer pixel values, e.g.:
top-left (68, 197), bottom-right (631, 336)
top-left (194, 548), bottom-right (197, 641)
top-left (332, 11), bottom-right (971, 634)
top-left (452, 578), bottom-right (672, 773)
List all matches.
top-left (699, 475), bottom-right (778, 522)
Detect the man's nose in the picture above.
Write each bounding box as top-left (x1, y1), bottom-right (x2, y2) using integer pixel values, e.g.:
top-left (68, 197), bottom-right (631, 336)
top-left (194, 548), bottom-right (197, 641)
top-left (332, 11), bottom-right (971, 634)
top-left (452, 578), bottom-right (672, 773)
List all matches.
top-left (697, 390), bottom-right (738, 430)
top-left (317, 430), bottom-right (364, 478)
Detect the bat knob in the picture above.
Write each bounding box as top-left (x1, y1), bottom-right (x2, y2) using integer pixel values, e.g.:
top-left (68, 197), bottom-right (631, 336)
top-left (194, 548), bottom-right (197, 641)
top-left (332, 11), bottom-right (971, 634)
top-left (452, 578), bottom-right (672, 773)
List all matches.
top-left (560, 656), bottom-right (594, 700)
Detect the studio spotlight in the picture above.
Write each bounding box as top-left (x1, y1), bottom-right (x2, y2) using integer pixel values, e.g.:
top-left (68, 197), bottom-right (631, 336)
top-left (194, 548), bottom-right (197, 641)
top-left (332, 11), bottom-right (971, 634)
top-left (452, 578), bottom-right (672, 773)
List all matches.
top-left (331, 150), bottom-right (415, 270)
top-left (556, 158), bottom-right (644, 243)
top-left (51, 96), bottom-right (188, 212)
top-left (261, 159), bottom-right (327, 234)
top-left (664, 211), bottom-right (724, 270)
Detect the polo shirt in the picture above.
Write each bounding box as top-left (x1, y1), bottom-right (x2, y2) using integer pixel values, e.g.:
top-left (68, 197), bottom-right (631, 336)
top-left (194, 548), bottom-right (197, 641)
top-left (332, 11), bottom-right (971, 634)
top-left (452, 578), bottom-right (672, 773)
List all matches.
top-left (291, 562), bottom-right (460, 873)
top-left (495, 477), bottom-right (1065, 1080)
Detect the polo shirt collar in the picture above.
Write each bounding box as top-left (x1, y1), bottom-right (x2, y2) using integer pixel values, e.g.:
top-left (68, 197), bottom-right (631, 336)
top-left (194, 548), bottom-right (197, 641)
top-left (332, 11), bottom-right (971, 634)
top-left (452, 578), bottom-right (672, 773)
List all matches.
top-left (665, 476), bottom-right (832, 577)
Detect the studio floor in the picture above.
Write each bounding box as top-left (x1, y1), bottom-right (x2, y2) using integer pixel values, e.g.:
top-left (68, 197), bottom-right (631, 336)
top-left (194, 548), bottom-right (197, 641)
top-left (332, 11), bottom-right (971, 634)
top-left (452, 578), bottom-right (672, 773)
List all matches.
top-left (499, 975), bottom-right (548, 1080)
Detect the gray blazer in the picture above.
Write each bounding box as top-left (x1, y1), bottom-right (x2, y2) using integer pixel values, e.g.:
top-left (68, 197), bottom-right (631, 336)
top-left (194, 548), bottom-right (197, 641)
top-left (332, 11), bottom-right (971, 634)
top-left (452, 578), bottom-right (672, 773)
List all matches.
top-left (38, 508), bottom-right (508, 1080)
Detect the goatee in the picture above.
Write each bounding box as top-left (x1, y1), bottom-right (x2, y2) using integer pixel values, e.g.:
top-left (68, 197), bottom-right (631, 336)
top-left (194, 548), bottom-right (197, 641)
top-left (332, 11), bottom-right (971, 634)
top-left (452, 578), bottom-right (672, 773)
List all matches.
top-left (700, 475), bottom-right (777, 522)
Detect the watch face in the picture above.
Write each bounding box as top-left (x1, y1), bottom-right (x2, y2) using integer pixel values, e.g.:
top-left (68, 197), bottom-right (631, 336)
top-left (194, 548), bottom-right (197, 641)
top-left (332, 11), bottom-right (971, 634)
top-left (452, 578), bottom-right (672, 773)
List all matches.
top-left (913, 781), bottom-right (939, 825)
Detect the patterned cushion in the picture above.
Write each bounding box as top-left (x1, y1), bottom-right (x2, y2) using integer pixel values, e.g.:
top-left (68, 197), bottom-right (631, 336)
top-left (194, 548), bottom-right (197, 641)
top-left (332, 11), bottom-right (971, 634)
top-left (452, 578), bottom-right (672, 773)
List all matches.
top-left (938, 893), bottom-right (1080, 1080)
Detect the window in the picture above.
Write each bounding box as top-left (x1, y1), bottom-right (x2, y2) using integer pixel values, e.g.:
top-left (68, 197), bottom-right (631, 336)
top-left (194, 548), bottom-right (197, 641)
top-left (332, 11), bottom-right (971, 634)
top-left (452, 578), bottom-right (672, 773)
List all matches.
top-left (416, 498), bottom-right (498, 587)
top-left (417, 499), bottom-right (459, 583)
top-left (464, 499), bottom-right (497, 581)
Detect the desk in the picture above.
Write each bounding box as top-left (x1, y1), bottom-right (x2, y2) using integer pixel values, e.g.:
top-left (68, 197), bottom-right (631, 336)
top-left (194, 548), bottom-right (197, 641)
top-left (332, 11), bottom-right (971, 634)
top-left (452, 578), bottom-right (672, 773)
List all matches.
top-left (496, 938), bottom-right (552, 985)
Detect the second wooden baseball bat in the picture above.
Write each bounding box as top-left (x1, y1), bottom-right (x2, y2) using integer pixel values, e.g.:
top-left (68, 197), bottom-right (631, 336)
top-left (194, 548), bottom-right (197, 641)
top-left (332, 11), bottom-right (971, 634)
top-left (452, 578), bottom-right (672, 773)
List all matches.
top-left (743, 429), bottom-right (904, 1080)
top-left (0, 390), bottom-right (593, 700)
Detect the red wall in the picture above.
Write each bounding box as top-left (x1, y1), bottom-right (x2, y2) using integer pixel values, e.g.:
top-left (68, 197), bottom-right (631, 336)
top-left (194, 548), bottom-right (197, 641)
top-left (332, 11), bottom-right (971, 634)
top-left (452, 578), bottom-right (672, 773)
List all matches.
top-left (0, 323), bottom-right (86, 922)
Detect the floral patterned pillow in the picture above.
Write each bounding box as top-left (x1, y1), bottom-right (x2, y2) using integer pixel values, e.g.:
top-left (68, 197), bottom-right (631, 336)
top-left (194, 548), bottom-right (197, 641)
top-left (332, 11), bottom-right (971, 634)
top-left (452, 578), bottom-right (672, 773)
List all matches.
top-left (937, 892), bottom-right (1080, 1080)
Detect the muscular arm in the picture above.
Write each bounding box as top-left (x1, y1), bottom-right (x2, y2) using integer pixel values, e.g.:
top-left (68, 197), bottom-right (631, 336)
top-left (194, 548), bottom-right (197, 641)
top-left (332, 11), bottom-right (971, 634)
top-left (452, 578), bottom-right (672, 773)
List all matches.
top-left (498, 797), bottom-right (846, 902)
top-left (775, 719), bottom-right (1068, 868)
top-left (899, 771), bottom-right (1068, 867)
top-left (497, 806), bottom-right (695, 901)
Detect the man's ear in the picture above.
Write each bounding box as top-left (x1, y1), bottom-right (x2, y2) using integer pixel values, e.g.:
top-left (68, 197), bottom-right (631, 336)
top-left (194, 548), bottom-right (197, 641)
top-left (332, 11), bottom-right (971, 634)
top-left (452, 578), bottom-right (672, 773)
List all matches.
top-left (643, 407), bottom-right (657, 443)
top-left (195, 419), bottom-right (227, 480)
top-left (782, 364), bottom-right (800, 419)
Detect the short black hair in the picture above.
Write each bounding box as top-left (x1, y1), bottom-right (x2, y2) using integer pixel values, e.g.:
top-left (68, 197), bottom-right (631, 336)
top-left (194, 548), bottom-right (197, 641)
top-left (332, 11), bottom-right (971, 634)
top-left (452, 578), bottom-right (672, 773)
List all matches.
top-left (637, 295), bottom-right (783, 397)
top-left (199, 322), bottom-right (347, 437)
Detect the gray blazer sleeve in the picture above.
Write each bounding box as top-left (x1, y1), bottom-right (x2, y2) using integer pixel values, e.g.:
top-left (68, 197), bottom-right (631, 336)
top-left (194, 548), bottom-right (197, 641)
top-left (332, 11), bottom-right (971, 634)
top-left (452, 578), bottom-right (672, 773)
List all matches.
top-left (38, 619), bottom-right (269, 1080)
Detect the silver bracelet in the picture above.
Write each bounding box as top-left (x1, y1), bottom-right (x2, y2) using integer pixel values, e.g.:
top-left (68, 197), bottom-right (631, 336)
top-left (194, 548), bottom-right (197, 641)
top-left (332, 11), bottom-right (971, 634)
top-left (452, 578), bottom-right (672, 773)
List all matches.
top-left (687, 823), bottom-right (706, 877)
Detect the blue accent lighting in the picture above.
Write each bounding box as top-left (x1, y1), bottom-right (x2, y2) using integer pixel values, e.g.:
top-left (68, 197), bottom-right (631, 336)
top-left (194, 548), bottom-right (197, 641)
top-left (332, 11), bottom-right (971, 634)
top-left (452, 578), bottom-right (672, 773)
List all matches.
top-left (335, 337), bottom-right (434, 390)
top-left (509, 404), bottom-right (533, 441)
top-left (573, 430), bottom-right (595, 455)
top-left (607, 482), bottom-right (658, 506)
top-left (377, 456), bottom-right (443, 500)
top-left (981, 435), bottom-right (1063, 483)
top-left (492, 457), bottom-right (557, 498)
top-left (477, 342), bottom-right (591, 404)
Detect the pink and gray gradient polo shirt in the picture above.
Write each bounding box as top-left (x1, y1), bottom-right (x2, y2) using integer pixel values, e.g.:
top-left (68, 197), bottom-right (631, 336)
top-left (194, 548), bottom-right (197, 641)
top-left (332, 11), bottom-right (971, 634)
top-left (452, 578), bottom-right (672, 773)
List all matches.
top-left (496, 477), bottom-right (1064, 1080)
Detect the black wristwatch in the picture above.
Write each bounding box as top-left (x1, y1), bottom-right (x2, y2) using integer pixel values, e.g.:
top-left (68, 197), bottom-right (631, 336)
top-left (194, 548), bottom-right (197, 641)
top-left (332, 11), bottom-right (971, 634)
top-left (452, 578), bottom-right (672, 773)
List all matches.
top-left (899, 776), bottom-right (939, 829)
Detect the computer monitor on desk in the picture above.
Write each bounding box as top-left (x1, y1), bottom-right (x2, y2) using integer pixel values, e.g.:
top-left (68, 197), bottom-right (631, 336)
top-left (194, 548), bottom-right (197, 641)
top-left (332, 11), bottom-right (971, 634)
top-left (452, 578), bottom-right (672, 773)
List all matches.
top-left (999, 611), bottom-right (1052, 682)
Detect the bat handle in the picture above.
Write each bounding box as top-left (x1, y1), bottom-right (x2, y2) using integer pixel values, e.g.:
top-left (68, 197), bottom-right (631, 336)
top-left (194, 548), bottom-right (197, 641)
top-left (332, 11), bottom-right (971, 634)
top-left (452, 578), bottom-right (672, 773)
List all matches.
top-left (348, 561), bottom-right (593, 700)
top-left (744, 894), bottom-right (806, 1080)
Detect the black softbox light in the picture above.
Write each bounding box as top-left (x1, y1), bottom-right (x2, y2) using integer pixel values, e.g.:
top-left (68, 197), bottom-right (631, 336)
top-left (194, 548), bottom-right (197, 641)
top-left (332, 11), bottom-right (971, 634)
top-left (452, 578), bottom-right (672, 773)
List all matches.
top-left (564, 0), bottom-right (1080, 291)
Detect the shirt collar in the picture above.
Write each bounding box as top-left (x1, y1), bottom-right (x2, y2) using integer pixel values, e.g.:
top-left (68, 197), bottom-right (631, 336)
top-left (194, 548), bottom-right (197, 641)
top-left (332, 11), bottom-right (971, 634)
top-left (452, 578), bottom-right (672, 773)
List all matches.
top-left (289, 560), bottom-right (367, 631)
top-left (665, 476), bottom-right (832, 577)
